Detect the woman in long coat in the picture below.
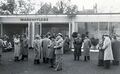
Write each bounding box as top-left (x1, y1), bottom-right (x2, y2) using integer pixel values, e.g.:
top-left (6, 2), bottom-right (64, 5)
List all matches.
top-left (111, 36), bottom-right (120, 65)
top-left (83, 36), bottom-right (91, 61)
top-left (14, 35), bottom-right (21, 61)
top-left (102, 35), bottom-right (114, 69)
top-left (73, 34), bottom-right (82, 61)
top-left (54, 33), bottom-right (64, 71)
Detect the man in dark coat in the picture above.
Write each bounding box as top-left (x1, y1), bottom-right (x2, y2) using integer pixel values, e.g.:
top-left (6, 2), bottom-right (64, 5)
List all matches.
top-left (20, 34), bottom-right (29, 61)
top-left (73, 34), bottom-right (83, 61)
top-left (63, 35), bottom-right (70, 54)
top-left (112, 36), bottom-right (120, 65)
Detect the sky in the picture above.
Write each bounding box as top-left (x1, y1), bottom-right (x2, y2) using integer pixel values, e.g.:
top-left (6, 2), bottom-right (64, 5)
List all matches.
top-left (30, 0), bottom-right (120, 13)
top-left (1, 0), bottom-right (120, 13)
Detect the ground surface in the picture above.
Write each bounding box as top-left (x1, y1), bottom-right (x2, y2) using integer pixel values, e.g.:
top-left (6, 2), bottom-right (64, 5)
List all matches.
top-left (0, 50), bottom-right (120, 74)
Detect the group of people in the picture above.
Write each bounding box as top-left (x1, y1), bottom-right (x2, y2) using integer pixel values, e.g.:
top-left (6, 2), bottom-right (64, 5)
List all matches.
top-left (0, 32), bottom-right (120, 71)
top-left (13, 34), bottom-right (29, 61)
top-left (72, 32), bottom-right (120, 69)
top-left (33, 33), bottom-right (64, 71)
top-left (98, 35), bottom-right (120, 69)
top-left (72, 32), bottom-right (91, 62)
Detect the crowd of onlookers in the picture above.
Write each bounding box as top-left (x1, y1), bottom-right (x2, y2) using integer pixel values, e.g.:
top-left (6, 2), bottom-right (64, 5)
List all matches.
top-left (0, 32), bottom-right (120, 71)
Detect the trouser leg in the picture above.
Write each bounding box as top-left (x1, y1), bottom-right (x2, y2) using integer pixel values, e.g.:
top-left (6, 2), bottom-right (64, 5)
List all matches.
top-left (43, 57), bottom-right (46, 63)
top-left (104, 60), bottom-right (110, 69)
top-left (77, 56), bottom-right (80, 61)
top-left (113, 60), bottom-right (119, 65)
top-left (55, 54), bottom-right (62, 71)
top-left (84, 56), bottom-right (87, 61)
top-left (87, 56), bottom-right (90, 60)
top-left (98, 60), bottom-right (104, 66)
top-left (74, 54), bottom-right (77, 61)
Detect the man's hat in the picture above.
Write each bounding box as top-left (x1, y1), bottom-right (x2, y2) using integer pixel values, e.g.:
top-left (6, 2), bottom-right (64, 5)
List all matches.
top-left (57, 33), bottom-right (63, 37)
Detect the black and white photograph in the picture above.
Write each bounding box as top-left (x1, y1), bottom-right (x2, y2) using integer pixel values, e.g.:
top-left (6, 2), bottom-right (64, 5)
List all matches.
top-left (0, 0), bottom-right (120, 74)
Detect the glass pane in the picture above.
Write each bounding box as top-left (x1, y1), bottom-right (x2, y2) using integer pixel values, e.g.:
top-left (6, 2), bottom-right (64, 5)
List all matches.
top-left (42, 23), bottom-right (69, 37)
top-left (99, 22), bottom-right (108, 31)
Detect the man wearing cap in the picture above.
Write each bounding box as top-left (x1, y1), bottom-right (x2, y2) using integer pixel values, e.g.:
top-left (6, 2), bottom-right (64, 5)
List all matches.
top-left (54, 33), bottom-right (64, 71)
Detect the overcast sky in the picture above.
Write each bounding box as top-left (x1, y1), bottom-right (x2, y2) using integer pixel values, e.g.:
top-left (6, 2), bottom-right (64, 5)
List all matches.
top-left (30, 0), bottom-right (120, 13)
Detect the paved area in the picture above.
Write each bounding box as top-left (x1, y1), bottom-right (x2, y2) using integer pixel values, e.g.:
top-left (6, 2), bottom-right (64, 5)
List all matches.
top-left (0, 50), bottom-right (120, 74)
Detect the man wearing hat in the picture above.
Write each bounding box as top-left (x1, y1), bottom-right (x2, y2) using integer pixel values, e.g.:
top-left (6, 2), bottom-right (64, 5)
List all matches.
top-left (33, 34), bottom-right (42, 64)
top-left (42, 34), bottom-right (51, 63)
top-left (54, 33), bottom-right (64, 71)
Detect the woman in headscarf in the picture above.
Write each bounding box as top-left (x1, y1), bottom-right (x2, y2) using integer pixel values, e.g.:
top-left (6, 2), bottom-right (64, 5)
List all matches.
top-left (102, 35), bottom-right (114, 69)
top-left (83, 36), bottom-right (91, 61)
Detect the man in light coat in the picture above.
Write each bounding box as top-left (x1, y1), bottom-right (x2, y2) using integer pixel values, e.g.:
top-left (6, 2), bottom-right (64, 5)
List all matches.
top-left (33, 35), bottom-right (42, 64)
top-left (42, 35), bottom-right (51, 63)
top-left (102, 35), bottom-right (114, 69)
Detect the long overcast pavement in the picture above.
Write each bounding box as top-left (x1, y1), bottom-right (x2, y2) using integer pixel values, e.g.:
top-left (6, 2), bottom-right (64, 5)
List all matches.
top-left (0, 50), bottom-right (120, 74)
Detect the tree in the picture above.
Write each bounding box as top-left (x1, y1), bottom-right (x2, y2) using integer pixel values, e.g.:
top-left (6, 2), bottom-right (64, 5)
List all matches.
top-left (53, 0), bottom-right (67, 14)
top-left (36, 3), bottom-right (52, 15)
top-left (14, 0), bottom-right (34, 14)
top-left (0, 3), bottom-right (12, 15)
top-left (51, 0), bottom-right (79, 15)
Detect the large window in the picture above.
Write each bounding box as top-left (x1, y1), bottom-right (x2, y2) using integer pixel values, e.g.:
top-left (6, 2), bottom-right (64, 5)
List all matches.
top-left (99, 22), bottom-right (108, 31)
top-left (42, 23), bottom-right (69, 37)
top-left (77, 22), bottom-right (98, 38)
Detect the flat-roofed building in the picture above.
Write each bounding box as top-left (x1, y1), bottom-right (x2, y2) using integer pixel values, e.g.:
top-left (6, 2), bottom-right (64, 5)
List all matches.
top-left (1, 14), bottom-right (120, 47)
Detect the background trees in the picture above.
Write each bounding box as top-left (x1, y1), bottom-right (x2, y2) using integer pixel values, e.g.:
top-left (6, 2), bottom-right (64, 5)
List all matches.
top-left (0, 0), bottom-right (79, 15)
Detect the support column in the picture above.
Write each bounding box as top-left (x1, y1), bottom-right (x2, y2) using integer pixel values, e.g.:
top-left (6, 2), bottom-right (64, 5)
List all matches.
top-left (0, 23), bottom-right (3, 37)
top-left (32, 22), bottom-right (35, 47)
top-left (69, 22), bottom-right (72, 38)
top-left (72, 21), bottom-right (76, 33)
top-left (108, 22), bottom-right (110, 34)
top-left (40, 23), bottom-right (42, 36)
top-left (28, 22), bottom-right (35, 48)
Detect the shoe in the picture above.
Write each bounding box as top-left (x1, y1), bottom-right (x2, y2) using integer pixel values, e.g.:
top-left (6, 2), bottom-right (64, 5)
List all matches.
top-left (55, 68), bottom-right (62, 71)
top-left (49, 66), bottom-right (54, 68)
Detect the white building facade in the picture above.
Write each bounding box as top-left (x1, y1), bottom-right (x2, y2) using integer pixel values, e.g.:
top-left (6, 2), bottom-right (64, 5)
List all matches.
top-left (0, 14), bottom-right (120, 47)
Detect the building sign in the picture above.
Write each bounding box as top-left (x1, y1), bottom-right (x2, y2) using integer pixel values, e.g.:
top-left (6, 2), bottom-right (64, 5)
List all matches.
top-left (20, 18), bottom-right (48, 21)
